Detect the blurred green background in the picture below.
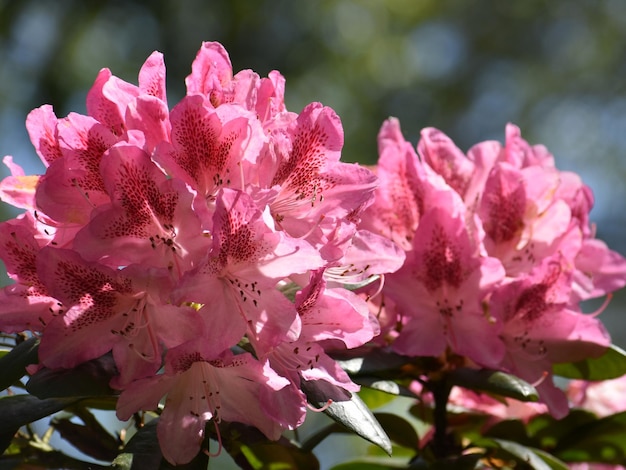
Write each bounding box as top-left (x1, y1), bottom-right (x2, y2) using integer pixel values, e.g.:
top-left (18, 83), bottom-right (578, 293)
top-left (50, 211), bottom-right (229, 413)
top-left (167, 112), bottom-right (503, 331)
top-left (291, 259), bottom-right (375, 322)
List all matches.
top-left (1, 1), bottom-right (626, 467)
top-left (1, 0), bottom-right (625, 329)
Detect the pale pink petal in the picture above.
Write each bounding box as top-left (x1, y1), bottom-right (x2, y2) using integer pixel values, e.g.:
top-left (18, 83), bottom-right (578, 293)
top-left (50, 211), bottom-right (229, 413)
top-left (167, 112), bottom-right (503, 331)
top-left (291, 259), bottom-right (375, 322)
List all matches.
top-left (0, 156), bottom-right (38, 210)
top-left (573, 239), bottom-right (626, 301)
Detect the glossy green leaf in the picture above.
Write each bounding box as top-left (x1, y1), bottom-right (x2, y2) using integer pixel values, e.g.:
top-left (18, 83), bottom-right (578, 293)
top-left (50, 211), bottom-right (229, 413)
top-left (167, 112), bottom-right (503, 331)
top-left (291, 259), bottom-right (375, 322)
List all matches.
top-left (484, 419), bottom-right (532, 445)
top-left (358, 385), bottom-right (398, 409)
top-left (358, 377), bottom-right (418, 399)
top-left (0, 337), bottom-right (39, 391)
top-left (301, 379), bottom-right (392, 455)
top-left (112, 420), bottom-right (161, 470)
top-left (374, 412), bottom-right (419, 450)
top-left (26, 353), bottom-right (118, 398)
top-left (486, 438), bottom-right (553, 470)
top-left (333, 348), bottom-right (412, 376)
top-left (553, 344), bottom-right (626, 380)
top-left (531, 448), bottom-right (570, 470)
top-left (448, 368), bottom-right (538, 402)
top-left (0, 394), bottom-right (79, 453)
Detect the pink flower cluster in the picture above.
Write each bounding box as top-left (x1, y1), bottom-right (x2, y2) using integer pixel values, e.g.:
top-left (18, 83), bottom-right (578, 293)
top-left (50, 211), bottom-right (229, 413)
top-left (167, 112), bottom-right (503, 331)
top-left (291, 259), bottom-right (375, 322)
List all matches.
top-left (1, 40), bottom-right (626, 465)
top-left (0, 42), bottom-right (403, 464)
top-left (361, 118), bottom-right (626, 418)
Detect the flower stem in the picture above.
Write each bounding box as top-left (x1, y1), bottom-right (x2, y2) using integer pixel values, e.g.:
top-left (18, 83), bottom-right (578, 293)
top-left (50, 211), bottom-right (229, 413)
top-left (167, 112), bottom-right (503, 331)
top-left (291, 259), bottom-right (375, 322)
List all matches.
top-left (430, 377), bottom-right (453, 459)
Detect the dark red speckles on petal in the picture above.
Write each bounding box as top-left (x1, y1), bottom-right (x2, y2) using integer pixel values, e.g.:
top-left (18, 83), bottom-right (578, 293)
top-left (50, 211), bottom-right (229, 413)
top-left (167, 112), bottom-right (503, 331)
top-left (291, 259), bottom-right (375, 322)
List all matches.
top-left (514, 263), bottom-right (561, 323)
top-left (169, 96), bottom-right (247, 196)
top-left (482, 165), bottom-right (526, 244)
top-left (420, 223), bottom-right (464, 292)
top-left (174, 351), bottom-right (205, 373)
top-left (271, 105), bottom-right (341, 201)
top-left (218, 212), bottom-right (263, 263)
top-left (53, 261), bottom-right (132, 332)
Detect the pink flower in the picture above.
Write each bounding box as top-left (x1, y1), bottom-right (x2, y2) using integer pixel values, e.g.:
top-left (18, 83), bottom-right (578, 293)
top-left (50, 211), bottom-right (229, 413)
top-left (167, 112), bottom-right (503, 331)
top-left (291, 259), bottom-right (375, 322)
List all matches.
top-left (491, 255), bottom-right (610, 417)
top-left (35, 247), bottom-right (200, 387)
top-left (72, 142), bottom-right (210, 274)
top-left (359, 118), bottom-right (453, 252)
top-left (263, 103), bottom-right (377, 243)
top-left (0, 217), bottom-right (60, 332)
top-left (87, 51), bottom-right (169, 150)
top-left (387, 202), bottom-right (506, 367)
top-left (185, 41), bottom-right (287, 123)
top-left (116, 340), bottom-right (290, 465)
top-left (154, 97), bottom-right (264, 205)
top-left (174, 188), bottom-right (324, 353)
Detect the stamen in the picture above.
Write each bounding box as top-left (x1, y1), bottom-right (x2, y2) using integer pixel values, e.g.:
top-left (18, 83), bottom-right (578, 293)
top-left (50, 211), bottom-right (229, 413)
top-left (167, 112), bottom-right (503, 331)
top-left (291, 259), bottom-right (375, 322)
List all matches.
top-left (530, 370), bottom-right (549, 388)
top-left (297, 214), bottom-right (325, 240)
top-left (238, 161), bottom-right (245, 192)
top-left (70, 177), bottom-right (99, 209)
top-left (366, 274), bottom-right (385, 302)
top-left (307, 398), bottom-right (333, 412)
top-left (203, 419), bottom-right (223, 457)
top-left (588, 293), bottom-right (612, 318)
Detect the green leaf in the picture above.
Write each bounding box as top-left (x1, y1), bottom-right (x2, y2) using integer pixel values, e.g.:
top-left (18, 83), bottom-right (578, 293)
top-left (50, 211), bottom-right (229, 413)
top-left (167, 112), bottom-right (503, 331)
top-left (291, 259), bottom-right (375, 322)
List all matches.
top-left (357, 386), bottom-right (398, 409)
top-left (0, 337), bottom-right (39, 391)
top-left (358, 377), bottom-right (418, 399)
top-left (374, 413), bottom-right (419, 450)
top-left (486, 438), bottom-right (553, 470)
top-left (553, 344), bottom-right (626, 380)
top-left (527, 410), bottom-right (597, 450)
top-left (483, 419), bottom-right (532, 446)
top-left (419, 454), bottom-right (484, 470)
top-left (333, 348), bottom-right (412, 376)
top-left (112, 420), bottom-right (161, 470)
top-left (301, 379), bottom-right (392, 455)
top-left (26, 353), bottom-right (118, 398)
top-left (0, 394), bottom-right (79, 453)
top-left (553, 410), bottom-right (626, 464)
top-left (52, 408), bottom-right (120, 462)
top-left (239, 441), bottom-right (319, 470)
top-left (531, 448), bottom-right (570, 470)
top-left (448, 368), bottom-right (539, 402)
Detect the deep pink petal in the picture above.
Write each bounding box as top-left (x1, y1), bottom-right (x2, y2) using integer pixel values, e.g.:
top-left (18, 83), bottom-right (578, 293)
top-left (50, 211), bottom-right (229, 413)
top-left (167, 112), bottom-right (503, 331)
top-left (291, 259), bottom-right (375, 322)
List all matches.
top-left (185, 41), bottom-right (233, 101)
top-left (74, 143), bottom-right (208, 271)
top-left (418, 127), bottom-right (474, 197)
top-left (25, 105), bottom-right (63, 166)
top-left (138, 51), bottom-right (167, 102)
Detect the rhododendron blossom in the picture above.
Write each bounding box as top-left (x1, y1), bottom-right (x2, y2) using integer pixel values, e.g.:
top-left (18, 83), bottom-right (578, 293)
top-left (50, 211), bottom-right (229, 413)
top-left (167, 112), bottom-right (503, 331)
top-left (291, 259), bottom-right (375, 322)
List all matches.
top-left (362, 117), bottom-right (626, 416)
top-left (1, 39), bottom-right (626, 468)
top-left (0, 41), bottom-right (404, 465)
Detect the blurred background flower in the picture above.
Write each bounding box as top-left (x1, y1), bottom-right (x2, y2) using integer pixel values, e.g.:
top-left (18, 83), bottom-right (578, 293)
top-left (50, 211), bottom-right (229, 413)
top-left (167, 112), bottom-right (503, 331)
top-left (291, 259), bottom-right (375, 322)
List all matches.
top-left (2, 0), bottom-right (624, 337)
